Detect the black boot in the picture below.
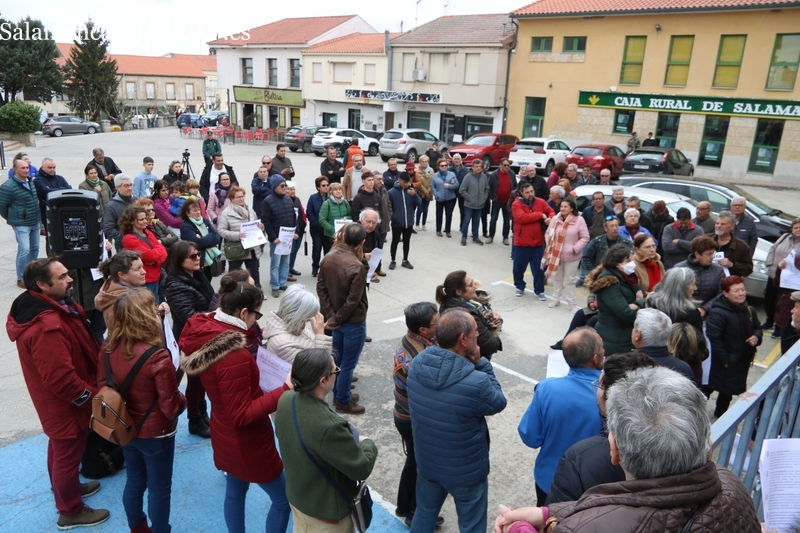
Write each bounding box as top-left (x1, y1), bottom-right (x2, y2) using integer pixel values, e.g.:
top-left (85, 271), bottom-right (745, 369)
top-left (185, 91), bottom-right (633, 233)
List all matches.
top-left (188, 417), bottom-right (211, 438)
top-left (199, 402), bottom-right (210, 426)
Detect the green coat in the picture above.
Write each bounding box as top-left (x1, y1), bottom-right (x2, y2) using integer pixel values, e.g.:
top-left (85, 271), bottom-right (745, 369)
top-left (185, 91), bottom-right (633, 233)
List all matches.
top-left (202, 139), bottom-right (222, 158)
top-left (78, 179), bottom-right (113, 217)
top-left (274, 391), bottom-right (377, 521)
top-left (0, 176), bottom-right (40, 227)
top-left (319, 198), bottom-right (351, 237)
top-left (585, 265), bottom-right (645, 355)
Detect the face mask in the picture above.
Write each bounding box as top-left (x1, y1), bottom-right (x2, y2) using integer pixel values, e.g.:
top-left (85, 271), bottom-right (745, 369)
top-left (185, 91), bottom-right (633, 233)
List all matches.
top-left (621, 262), bottom-right (637, 275)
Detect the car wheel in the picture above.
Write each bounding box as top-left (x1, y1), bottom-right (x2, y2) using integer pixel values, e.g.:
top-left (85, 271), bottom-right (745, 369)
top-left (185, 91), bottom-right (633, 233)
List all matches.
top-left (406, 149), bottom-right (417, 162)
top-left (380, 155), bottom-right (390, 162)
top-left (87, 126), bottom-right (97, 134)
top-left (482, 156), bottom-right (492, 170)
top-left (367, 144), bottom-right (379, 156)
top-left (335, 146), bottom-right (343, 158)
top-left (53, 128), bottom-right (63, 137)
top-left (544, 160), bottom-right (555, 176)
top-left (302, 141), bottom-right (312, 153)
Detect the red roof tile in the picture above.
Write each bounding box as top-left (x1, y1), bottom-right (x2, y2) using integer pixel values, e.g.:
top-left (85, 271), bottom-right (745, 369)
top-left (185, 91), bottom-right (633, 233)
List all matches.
top-left (390, 14), bottom-right (515, 45)
top-left (112, 55), bottom-right (206, 78)
top-left (303, 32), bottom-right (402, 54)
top-left (512, 0), bottom-right (800, 16)
top-left (164, 53), bottom-right (217, 71)
top-left (55, 43), bottom-right (75, 68)
top-left (208, 16), bottom-right (364, 46)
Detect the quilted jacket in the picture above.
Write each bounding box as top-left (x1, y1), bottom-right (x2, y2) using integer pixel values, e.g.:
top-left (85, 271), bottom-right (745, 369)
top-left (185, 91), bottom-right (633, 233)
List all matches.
top-left (546, 462), bottom-right (760, 533)
top-left (585, 266), bottom-right (644, 355)
top-left (162, 270), bottom-right (215, 338)
top-left (706, 295), bottom-right (762, 395)
top-left (122, 229), bottom-right (168, 283)
top-left (180, 313), bottom-right (290, 483)
top-left (261, 190), bottom-right (298, 242)
top-left (262, 311), bottom-right (332, 365)
top-left (407, 345), bottom-right (506, 488)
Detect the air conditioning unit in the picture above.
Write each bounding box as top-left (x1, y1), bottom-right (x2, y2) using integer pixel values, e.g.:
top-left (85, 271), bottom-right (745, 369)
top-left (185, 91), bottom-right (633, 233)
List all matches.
top-left (412, 69), bottom-right (427, 81)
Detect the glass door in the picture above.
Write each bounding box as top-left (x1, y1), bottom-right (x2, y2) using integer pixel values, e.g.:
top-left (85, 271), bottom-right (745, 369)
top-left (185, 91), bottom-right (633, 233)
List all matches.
top-left (440, 114), bottom-right (456, 146)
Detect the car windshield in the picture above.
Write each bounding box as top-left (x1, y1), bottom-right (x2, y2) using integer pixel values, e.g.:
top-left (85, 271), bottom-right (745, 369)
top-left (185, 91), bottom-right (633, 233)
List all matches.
top-left (516, 141), bottom-right (544, 150)
top-left (287, 127), bottom-right (302, 134)
top-left (383, 132), bottom-right (404, 140)
top-left (666, 200), bottom-right (699, 215)
top-left (464, 136), bottom-right (496, 147)
top-left (315, 130), bottom-right (332, 137)
top-left (573, 147), bottom-right (603, 156)
top-left (627, 151), bottom-right (664, 162)
top-left (725, 185), bottom-right (773, 216)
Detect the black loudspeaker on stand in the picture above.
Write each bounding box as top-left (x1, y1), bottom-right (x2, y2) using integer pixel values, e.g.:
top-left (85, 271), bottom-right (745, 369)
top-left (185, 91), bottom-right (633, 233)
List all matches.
top-left (46, 190), bottom-right (103, 307)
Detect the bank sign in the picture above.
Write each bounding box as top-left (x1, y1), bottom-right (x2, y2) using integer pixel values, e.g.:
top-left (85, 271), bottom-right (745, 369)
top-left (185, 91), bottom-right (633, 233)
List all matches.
top-left (579, 91), bottom-right (800, 120)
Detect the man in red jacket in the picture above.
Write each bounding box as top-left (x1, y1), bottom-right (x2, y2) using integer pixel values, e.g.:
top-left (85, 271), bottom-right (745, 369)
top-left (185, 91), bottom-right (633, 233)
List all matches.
top-left (6, 258), bottom-right (110, 530)
top-left (511, 182), bottom-right (555, 300)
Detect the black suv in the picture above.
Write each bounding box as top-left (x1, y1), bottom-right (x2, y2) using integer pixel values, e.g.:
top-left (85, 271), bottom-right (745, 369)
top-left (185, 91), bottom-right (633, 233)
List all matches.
top-left (284, 125), bottom-right (319, 153)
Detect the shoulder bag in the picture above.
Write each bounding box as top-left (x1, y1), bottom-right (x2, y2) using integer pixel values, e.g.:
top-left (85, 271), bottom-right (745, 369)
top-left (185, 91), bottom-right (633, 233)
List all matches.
top-left (291, 394), bottom-right (372, 532)
top-left (224, 240), bottom-right (250, 261)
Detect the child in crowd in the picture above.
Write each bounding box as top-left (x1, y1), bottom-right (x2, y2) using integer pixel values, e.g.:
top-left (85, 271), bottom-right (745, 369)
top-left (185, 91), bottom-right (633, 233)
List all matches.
top-left (170, 179), bottom-right (209, 219)
top-left (133, 156), bottom-right (157, 199)
top-left (473, 279), bottom-right (503, 334)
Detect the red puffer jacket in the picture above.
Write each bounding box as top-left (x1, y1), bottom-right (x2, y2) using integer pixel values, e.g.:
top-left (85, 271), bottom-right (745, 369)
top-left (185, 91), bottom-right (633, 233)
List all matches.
top-left (122, 229), bottom-right (168, 283)
top-left (98, 341), bottom-right (186, 438)
top-left (7, 291), bottom-right (100, 439)
top-left (179, 312), bottom-right (289, 483)
top-left (512, 196), bottom-right (555, 248)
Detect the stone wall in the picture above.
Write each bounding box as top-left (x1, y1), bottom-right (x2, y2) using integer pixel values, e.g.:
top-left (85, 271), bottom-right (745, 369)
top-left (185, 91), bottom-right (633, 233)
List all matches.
top-left (0, 132), bottom-right (36, 147)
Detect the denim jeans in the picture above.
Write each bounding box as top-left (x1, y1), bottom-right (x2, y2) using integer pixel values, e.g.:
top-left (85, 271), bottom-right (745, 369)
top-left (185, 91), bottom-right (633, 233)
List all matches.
top-left (461, 207), bottom-right (482, 241)
top-left (13, 224), bottom-right (40, 280)
top-left (489, 201), bottom-right (511, 240)
top-left (332, 321), bottom-right (367, 405)
top-left (269, 242), bottom-right (290, 290)
top-left (224, 471), bottom-right (291, 533)
top-left (513, 245), bottom-right (545, 294)
top-left (415, 199), bottom-right (430, 226)
top-left (122, 436), bottom-right (176, 533)
top-left (410, 473), bottom-right (488, 533)
top-left (435, 199), bottom-right (456, 233)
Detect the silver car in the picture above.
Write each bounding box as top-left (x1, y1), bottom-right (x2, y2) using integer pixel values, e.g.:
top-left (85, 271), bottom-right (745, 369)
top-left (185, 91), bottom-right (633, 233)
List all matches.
top-left (42, 116), bottom-right (100, 137)
top-left (379, 128), bottom-right (447, 162)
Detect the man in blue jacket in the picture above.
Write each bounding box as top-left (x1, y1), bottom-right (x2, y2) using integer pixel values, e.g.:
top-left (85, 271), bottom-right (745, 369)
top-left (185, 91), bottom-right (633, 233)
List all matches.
top-left (387, 173), bottom-right (421, 270)
top-left (260, 175), bottom-right (298, 298)
top-left (407, 308), bottom-right (507, 533)
top-left (251, 159), bottom-right (280, 217)
top-left (518, 326), bottom-right (604, 506)
top-left (306, 176), bottom-right (330, 277)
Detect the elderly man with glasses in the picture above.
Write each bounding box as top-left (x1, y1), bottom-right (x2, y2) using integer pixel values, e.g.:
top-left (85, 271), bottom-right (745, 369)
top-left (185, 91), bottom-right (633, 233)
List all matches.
top-left (729, 196), bottom-right (758, 255)
top-left (487, 158), bottom-right (517, 245)
top-left (693, 201), bottom-right (716, 234)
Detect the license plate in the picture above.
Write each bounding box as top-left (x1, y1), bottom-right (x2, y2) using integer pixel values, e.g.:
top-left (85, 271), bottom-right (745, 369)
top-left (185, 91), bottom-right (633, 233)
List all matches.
top-left (634, 165), bottom-right (650, 170)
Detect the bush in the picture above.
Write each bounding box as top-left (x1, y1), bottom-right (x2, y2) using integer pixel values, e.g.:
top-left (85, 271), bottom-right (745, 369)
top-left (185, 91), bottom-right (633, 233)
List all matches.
top-left (0, 102), bottom-right (43, 133)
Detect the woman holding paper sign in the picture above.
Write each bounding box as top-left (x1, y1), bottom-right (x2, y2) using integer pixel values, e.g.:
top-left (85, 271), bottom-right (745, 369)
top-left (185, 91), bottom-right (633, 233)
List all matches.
top-left (263, 285), bottom-right (331, 365)
top-left (217, 186), bottom-right (264, 288)
top-left (180, 279), bottom-right (292, 533)
top-left (319, 182), bottom-right (351, 251)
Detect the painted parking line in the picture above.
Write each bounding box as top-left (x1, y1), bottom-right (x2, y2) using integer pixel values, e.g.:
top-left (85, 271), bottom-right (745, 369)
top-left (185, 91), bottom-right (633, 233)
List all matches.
top-left (492, 362), bottom-right (539, 386)
top-left (383, 316), bottom-right (406, 324)
top-left (754, 343), bottom-right (782, 369)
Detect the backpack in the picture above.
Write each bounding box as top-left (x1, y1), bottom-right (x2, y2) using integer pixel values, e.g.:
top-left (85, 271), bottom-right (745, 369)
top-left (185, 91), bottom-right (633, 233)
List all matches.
top-left (90, 346), bottom-right (162, 446)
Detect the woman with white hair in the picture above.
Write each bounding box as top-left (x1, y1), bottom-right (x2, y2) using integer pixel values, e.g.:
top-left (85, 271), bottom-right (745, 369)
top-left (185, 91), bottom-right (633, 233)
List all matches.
top-left (263, 284), bottom-right (331, 364)
top-left (645, 267), bottom-right (703, 334)
top-left (618, 208), bottom-right (652, 242)
top-left (547, 185), bottom-right (565, 212)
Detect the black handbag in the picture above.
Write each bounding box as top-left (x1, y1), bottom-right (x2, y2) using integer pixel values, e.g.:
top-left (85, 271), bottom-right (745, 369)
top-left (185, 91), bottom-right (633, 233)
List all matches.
top-left (81, 430), bottom-right (125, 479)
top-left (208, 256), bottom-right (226, 277)
top-left (291, 394), bottom-right (373, 532)
top-left (224, 240), bottom-right (250, 261)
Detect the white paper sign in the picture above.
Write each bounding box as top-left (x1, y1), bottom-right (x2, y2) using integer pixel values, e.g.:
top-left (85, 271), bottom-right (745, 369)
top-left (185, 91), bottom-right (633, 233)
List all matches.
top-left (712, 251), bottom-right (731, 276)
top-left (163, 315), bottom-right (180, 369)
top-left (274, 226), bottom-right (294, 255)
top-left (240, 221), bottom-right (267, 249)
top-left (759, 438), bottom-right (800, 533)
top-left (334, 218), bottom-right (349, 236)
top-left (90, 233), bottom-right (109, 281)
top-left (779, 250), bottom-right (800, 290)
top-left (366, 247), bottom-right (383, 283)
top-left (256, 346), bottom-right (291, 393)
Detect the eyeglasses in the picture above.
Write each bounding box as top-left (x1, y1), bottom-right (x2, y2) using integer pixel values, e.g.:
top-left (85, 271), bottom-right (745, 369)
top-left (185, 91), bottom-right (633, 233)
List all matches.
top-left (249, 309), bottom-right (263, 320)
top-left (330, 365), bottom-right (341, 377)
top-left (187, 253), bottom-right (201, 260)
top-left (233, 195), bottom-right (245, 200)
top-left (605, 215), bottom-right (616, 221)
top-left (320, 184), bottom-right (330, 187)
top-left (591, 379), bottom-right (605, 393)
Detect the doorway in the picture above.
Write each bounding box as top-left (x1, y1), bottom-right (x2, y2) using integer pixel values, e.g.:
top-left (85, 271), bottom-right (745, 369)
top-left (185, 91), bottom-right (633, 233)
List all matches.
top-left (440, 114), bottom-right (456, 146)
top-left (242, 104), bottom-right (255, 128)
top-left (348, 109), bottom-right (361, 130)
top-left (322, 113), bottom-right (338, 127)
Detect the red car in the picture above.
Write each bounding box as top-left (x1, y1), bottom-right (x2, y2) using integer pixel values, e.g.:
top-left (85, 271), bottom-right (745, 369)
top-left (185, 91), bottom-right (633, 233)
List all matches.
top-left (565, 144), bottom-right (626, 177)
top-left (446, 133), bottom-right (520, 170)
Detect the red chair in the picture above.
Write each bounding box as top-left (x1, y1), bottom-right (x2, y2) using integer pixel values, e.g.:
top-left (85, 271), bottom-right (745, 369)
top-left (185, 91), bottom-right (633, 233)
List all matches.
top-left (181, 126), bottom-right (191, 137)
top-left (254, 128), bottom-right (264, 144)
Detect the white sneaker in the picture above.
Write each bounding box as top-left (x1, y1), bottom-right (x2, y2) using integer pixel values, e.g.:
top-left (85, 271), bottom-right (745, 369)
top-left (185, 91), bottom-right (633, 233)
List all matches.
top-left (421, 225), bottom-right (427, 231)
top-left (548, 300), bottom-right (560, 308)
top-left (414, 225), bottom-right (421, 231)
top-left (568, 304), bottom-right (580, 313)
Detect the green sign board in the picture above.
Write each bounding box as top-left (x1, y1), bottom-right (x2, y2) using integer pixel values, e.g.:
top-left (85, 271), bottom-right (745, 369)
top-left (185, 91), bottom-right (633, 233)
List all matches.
top-left (578, 91), bottom-right (800, 120)
top-left (233, 86), bottom-right (305, 107)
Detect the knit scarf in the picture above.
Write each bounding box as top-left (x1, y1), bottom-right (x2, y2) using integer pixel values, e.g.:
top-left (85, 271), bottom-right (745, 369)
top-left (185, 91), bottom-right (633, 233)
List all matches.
top-left (189, 216), bottom-right (222, 266)
top-left (214, 181), bottom-right (232, 205)
top-left (542, 214), bottom-right (574, 280)
top-left (330, 195), bottom-right (344, 205)
top-left (85, 176), bottom-right (101, 188)
top-left (230, 203), bottom-right (251, 221)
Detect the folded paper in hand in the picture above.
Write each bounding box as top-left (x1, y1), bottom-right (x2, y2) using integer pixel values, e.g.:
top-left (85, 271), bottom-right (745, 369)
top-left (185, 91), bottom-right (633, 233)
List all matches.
top-left (257, 347), bottom-right (291, 392)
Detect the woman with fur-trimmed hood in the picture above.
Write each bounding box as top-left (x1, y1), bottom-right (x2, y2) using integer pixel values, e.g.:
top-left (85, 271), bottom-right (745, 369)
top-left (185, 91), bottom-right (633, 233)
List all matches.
top-left (179, 278), bottom-right (293, 533)
top-left (585, 244), bottom-right (646, 355)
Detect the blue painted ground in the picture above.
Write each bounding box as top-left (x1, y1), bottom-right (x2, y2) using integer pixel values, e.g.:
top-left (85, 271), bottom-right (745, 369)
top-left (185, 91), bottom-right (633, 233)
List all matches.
top-left (0, 416), bottom-right (408, 532)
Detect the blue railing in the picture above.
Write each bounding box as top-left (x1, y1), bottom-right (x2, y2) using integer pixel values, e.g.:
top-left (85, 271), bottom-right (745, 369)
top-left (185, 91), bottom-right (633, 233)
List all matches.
top-left (711, 341), bottom-right (800, 519)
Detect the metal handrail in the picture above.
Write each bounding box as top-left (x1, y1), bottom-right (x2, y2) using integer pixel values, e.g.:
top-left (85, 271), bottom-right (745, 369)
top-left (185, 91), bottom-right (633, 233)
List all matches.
top-left (710, 341), bottom-right (800, 520)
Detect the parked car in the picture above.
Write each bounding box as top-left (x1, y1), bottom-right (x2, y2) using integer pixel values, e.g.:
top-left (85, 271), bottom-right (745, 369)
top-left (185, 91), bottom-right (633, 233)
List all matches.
top-left (379, 128), bottom-right (447, 162)
top-left (445, 133), bottom-right (520, 169)
top-left (176, 113), bottom-right (203, 128)
top-left (202, 111), bottom-right (228, 126)
top-left (574, 185), bottom-right (769, 297)
top-left (42, 116), bottom-right (100, 137)
top-left (622, 147), bottom-right (694, 176)
top-left (311, 128), bottom-right (380, 157)
top-left (509, 137), bottom-right (571, 175)
top-left (284, 125), bottom-right (319, 153)
top-left (618, 176), bottom-right (794, 242)
top-left (565, 144), bottom-right (626, 177)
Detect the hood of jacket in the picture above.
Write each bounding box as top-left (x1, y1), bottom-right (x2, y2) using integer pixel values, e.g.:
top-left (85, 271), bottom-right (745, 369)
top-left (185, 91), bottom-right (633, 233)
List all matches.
top-left (262, 310), bottom-right (292, 340)
top-left (179, 313), bottom-right (248, 376)
top-left (94, 280), bottom-right (131, 314)
top-left (409, 344), bottom-right (476, 391)
top-left (584, 265), bottom-right (622, 294)
top-left (7, 291), bottom-right (63, 340)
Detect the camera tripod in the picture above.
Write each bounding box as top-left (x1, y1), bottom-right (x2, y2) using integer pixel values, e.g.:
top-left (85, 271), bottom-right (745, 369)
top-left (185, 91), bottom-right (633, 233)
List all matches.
top-left (181, 152), bottom-right (196, 179)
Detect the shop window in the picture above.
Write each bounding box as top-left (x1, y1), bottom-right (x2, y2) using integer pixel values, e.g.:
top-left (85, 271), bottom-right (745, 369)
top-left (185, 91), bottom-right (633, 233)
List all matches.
top-left (563, 36), bottom-right (586, 53)
top-left (613, 109), bottom-right (635, 134)
top-left (267, 59), bottom-right (278, 87)
top-left (290, 108), bottom-right (300, 126)
top-left (766, 33), bottom-right (800, 90)
top-left (322, 113), bottom-right (337, 127)
top-left (407, 111), bottom-right (431, 130)
top-left (620, 36), bottom-right (646, 84)
top-left (656, 113), bottom-right (680, 148)
top-left (289, 59), bottom-right (300, 88)
top-left (464, 53), bottom-right (480, 85)
top-left (312, 62), bottom-right (322, 83)
top-left (428, 53), bottom-right (450, 84)
top-left (145, 82), bottom-right (155, 99)
top-left (664, 36), bottom-right (693, 87)
top-left (531, 37), bottom-right (553, 52)
top-left (242, 58), bottom-right (253, 84)
top-left (698, 115), bottom-right (729, 168)
top-left (333, 63), bottom-right (352, 83)
top-left (748, 119), bottom-right (784, 174)
top-left (713, 35), bottom-right (746, 88)
top-left (465, 116), bottom-right (494, 137)
top-left (365, 64), bottom-right (376, 85)
top-left (522, 97), bottom-right (546, 138)
top-left (268, 106), bottom-right (279, 129)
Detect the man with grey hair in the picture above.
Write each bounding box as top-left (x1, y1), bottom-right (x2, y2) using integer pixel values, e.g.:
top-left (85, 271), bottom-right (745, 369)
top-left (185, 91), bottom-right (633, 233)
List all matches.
top-left (86, 147), bottom-right (122, 193)
top-left (448, 153), bottom-right (470, 220)
top-left (102, 173), bottom-right (135, 251)
top-left (547, 184), bottom-right (565, 212)
top-left (605, 185), bottom-right (626, 215)
top-left (359, 208), bottom-right (383, 285)
top-left (383, 157), bottom-right (401, 189)
top-left (494, 366), bottom-right (761, 533)
top-left (713, 210), bottom-right (754, 277)
top-left (0, 158), bottom-right (41, 287)
top-left (616, 195), bottom-right (653, 231)
top-left (34, 158), bottom-right (71, 231)
top-left (518, 327), bottom-right (604, 505)
top-left (632, 308), bottom-right (698, 385)
top-left (729, 196), bottom-right (758, 254)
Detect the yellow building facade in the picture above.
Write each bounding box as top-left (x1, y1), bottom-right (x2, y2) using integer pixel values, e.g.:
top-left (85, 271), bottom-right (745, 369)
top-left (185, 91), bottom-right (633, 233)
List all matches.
top-left (508, 2), bottom-right (800, 185)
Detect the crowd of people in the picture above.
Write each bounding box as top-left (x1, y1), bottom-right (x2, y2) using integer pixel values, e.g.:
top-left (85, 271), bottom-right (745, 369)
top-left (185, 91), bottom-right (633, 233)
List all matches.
top-left (4, 140), bottom-right (800, 533)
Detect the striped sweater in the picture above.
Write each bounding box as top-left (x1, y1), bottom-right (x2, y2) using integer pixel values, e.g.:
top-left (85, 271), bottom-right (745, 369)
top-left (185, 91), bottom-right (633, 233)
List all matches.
top-left (393, 331), bottom-right (434, 430)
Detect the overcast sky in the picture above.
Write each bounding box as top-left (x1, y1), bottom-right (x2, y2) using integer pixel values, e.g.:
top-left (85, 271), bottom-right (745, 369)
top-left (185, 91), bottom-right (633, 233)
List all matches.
top-left (3, 0), bottom-right (529, 56)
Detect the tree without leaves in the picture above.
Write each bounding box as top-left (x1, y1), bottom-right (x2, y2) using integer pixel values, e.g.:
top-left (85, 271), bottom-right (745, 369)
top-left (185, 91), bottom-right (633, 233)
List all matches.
top-left (64, 19), bottom-right (118, 122)
top-left (0, 16), bottom-right (65, 106)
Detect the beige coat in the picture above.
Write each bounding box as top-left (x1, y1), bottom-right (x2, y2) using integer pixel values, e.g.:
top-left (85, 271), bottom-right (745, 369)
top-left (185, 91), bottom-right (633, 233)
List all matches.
top-left (262, 311), bottom-right (332, 364)
top-left (342, 166), bottom-right (372, 202)
top-left (216, 202), bottom-right (263, 261)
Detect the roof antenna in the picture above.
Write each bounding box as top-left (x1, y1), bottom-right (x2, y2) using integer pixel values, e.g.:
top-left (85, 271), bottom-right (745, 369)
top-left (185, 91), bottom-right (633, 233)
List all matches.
top-left (416, 0), bottom-right (423, 28)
